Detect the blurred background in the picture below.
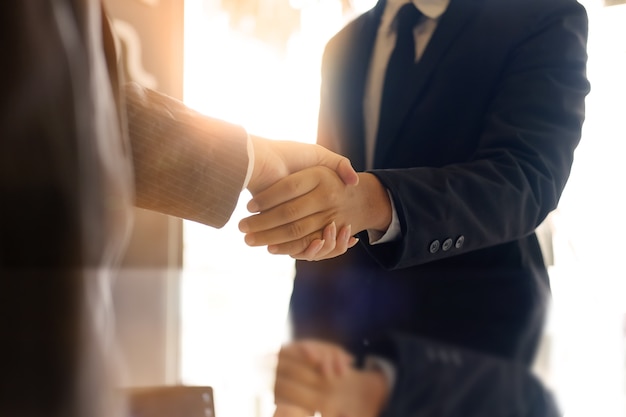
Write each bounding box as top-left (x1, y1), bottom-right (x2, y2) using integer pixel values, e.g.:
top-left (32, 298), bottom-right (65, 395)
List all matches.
top-left (104, 0), bottom-right (626, 416)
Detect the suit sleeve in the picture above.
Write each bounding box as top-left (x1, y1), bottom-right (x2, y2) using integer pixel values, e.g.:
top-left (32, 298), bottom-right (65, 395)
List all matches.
top-left (364, 1), bottom-right (590, 269)
top-left (124, 82), bottom-right (249, 228)
top-left (374, 334), bottom-right (561, 417)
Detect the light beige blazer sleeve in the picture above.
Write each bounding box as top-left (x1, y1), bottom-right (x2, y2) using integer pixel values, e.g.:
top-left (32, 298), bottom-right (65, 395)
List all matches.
top-left (124, 82), bottom-right (249, 228)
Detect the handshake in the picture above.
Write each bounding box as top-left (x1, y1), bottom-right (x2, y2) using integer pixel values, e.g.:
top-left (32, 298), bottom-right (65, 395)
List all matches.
top-left (235, 138), bottom-right (393, 416)
top-left (240, 135), bottom-right (393, 261)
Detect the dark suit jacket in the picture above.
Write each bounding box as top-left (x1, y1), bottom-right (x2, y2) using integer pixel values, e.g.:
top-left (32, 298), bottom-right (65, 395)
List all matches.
top-left (376, 335), bottom-right (561, 417)
top-left (291, 0), bottom-right (589, 366)
top-left (0, 2), bottom-right (248, 417)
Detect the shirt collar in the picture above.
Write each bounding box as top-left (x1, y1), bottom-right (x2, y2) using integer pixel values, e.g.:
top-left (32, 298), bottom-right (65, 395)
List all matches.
top-left (381, 0), bottom-right (449, 31)
top-left (412, 0), bottom-right (449, 19)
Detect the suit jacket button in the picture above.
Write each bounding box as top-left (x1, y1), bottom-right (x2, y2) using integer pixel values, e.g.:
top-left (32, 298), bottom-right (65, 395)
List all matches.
top-left (455, 235), bottom-right (465, 249)
top-left (442, 238), bottom-right (453, 251)
top-left (429, 240), bottom-right (440, 253)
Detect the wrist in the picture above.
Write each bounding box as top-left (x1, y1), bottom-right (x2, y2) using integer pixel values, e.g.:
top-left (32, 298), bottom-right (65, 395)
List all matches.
top-left (356, 173), bottom-right (392, 233)
top-left (360, 369), bottom-right (390, 417)
top-left (247, 135), bottom-right (281, 194)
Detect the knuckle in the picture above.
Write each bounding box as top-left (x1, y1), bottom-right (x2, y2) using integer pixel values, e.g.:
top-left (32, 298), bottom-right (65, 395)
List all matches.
top-left (283, 204), bottom-right (301, 222)
top-left (293, 241), bottom-right (312, 258)
top-left (287, 221), bottom-right (304, 239)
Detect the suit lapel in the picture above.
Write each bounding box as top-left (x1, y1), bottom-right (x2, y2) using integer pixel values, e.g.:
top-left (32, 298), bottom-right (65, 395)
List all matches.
top-left (374, 0), bottom-right (483, 165)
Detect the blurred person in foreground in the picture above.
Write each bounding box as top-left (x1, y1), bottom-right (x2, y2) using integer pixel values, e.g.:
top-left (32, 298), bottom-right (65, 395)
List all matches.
top-left (0, 2), bottom-right (359, 417)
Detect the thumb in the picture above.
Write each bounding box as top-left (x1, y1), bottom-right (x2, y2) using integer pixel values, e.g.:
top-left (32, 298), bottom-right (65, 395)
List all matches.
top-left (335, 157), bottom-right (359, 186)
top-left (314, 145), bottom-right (358, 185)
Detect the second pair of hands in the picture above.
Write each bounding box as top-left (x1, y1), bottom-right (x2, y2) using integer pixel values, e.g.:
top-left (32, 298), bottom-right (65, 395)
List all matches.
top-left (241, 136), bottom-right (393, 261)
top-left (272, 340), bottom-right (389, 417)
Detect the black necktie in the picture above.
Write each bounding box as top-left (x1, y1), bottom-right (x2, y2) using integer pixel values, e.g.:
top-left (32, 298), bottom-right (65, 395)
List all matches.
top-left (377, 3), bottom-right (422, 144)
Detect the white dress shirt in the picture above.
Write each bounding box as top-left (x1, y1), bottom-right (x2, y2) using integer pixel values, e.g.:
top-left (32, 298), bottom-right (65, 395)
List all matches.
top-left (364, 0), bottom-right (449, 244)
top-left (363, 0), bottom-right (450, 385)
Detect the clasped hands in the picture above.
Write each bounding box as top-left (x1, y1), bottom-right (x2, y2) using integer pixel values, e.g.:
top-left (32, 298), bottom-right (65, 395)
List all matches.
top-left (272, 340), bottom-right (389, 417)
top-left (242, 136), bottom-right (392, 261)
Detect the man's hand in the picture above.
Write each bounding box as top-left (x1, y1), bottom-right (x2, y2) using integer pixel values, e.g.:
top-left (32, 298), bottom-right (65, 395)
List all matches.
top-left (273, 340), bottom-right (389, 417)
top-left (247, 135), bottom-right (358, 194)
top-left (239, 166), bottom-right (392, 259)
top-left (245, 136), bottom-right (360, 259)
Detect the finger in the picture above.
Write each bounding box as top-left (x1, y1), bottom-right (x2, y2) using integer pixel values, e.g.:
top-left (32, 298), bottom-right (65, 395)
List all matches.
top-left (321, 224), bottom-right (350, 261)
top-left (297, 238), bottom-right (326, 260)
top-left (276, 357), bottom-right (322, 390)
top-left (318, 148), bottom-right (359, 186)
top-left (337, 158), bottom-right (359, 186)
top-left (247, 212), bottom-right (334, 248)
top-left (279, 342), bottom-right (346, 382)
top-left (292, 223), bottom-right (339, 261)
top-left (339, 224), bottom-right (360, 250)
top-left (246, 167), bottom-right (325, 214)
top-left (295, 341), bottom-right (353, 379)
top-left (300, 222), bottom-right (337, 261)
top-left (278, 344), bottom-right (324, 377)
top-left (292, 224), bottom-right (357, 261)
top-left (280, 341), bottom-right (321, 360)
top-left (332, 345), bottom-right (354, 377)
top-left (265, 218), bottom-right (359, 257)
top-left (240, 189), bottom-right (329, 237)
top-left (275, 357), bottom-right (325, 414)
top-left (267, 230), bottom-right (325, 256)
top-left (245, 213), bottom-right (326, 247)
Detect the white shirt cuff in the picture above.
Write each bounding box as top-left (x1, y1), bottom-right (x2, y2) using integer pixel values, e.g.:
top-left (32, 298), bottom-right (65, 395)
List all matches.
top-left (364, 355), bottom-right (396, 396)
top-left (242, 134), bottom-right (254, 190)
top-left (367, 190), bottom-right (401, 244)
